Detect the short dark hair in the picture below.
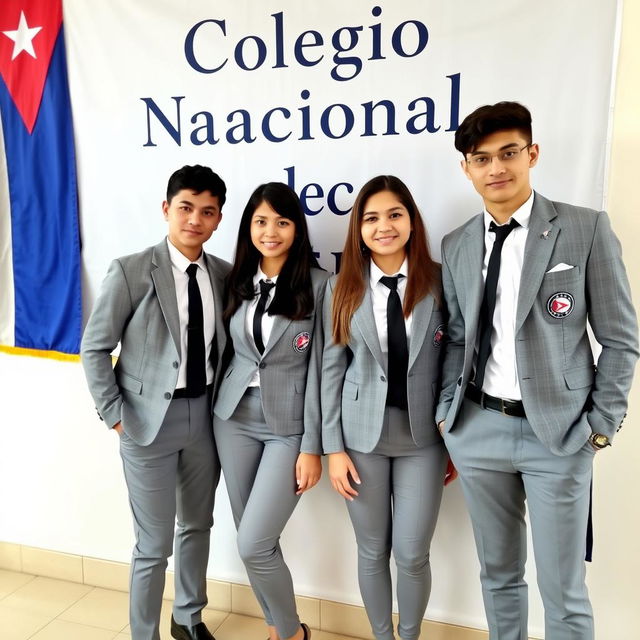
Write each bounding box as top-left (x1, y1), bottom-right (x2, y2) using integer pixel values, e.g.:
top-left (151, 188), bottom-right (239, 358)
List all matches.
top-left (166, 165), bottom-right (227, 208)
top-left (454, 101), bottom-right (532, 156)
top-left (225, 182), bottom-right (321, 321)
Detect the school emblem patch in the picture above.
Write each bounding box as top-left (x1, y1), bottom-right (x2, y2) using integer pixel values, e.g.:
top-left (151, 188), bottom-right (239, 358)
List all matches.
top-left (433, 324), bottom-right (445, 347)
top-left (293, 331), bottom-right (311, 353)
top-left (547, 292), bottom-right (575, 318)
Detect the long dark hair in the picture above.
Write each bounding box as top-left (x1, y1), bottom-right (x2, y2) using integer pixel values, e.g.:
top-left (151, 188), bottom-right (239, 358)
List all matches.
top-left (332, 175), bottom-right (440, 345)
top-left (225, 182), bottom-right (320, 321)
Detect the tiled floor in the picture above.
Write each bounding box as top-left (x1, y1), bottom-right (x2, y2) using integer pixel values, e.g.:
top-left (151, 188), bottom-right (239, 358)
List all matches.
top-left (0, 569), bottom-right (361, 640)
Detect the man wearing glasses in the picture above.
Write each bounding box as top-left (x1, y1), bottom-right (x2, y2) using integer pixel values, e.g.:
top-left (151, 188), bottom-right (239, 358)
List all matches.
top-left (436, 101), bottom-right (638, 639)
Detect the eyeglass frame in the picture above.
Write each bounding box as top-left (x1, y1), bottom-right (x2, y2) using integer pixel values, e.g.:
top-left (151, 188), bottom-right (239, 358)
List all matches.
top-left (465, 143), bottom-right (533, 169)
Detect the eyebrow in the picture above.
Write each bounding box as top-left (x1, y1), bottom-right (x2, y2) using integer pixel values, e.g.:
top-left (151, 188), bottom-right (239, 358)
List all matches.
top-left (363, 206), bottom-right (404, 215)
top-left (469, 143), bottom-right (521, 156)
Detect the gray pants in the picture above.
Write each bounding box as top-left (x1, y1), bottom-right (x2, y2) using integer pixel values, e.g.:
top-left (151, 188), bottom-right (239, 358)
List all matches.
top-left (346, 407), bottom-right (447, 640)
top-left (213, 388), bottom-right (303, 639)
top-left (444, 398), bottom-right (594, 640)
top-left (119, 395), bottom-right (218, 640)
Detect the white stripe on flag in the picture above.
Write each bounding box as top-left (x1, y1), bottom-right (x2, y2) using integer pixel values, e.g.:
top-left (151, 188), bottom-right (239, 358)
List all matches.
top-left (0, 114), bottom-right (15, 347)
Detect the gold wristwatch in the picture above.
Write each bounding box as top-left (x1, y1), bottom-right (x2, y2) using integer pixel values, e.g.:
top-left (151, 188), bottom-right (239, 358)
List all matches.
top-left (589, 433), bottom-right (610, 450)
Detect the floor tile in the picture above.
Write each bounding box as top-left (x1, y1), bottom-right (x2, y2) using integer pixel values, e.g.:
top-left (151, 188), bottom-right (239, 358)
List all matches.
top-left (0, 603), bottom-right (52, 640)
top-left (83, 557), bottom-right (129, 592)
top-left (58, 587), bottom-right (129, 632)
top-left (1, 576), bottom-right (92, 618)
top-left (30, 619), bottom-right (120, 640)
top-left (214, 613), bottom-right (271, 640)
top-left (0, 570), bottom-right (35, 600)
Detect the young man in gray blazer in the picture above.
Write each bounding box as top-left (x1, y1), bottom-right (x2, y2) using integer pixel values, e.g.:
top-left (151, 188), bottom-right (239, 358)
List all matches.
top-left (81, 165), bottom-right (230, 640)
top-left (436, 102), bottom-right (638, 639)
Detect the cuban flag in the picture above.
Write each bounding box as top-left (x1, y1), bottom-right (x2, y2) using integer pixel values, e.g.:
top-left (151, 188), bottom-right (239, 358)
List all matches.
top-left (0, 0), bottom-right (81, 359)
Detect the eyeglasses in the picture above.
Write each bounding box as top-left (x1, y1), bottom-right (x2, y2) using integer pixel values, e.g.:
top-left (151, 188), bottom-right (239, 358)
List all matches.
top-left (466, 144), bottom-right (532, 168)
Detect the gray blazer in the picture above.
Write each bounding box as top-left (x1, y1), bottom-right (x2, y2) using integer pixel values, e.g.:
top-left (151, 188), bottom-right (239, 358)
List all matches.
top-left (81, 239), bottom-right (230, 445)
top-left (213, 268), bottom-right (329, 455)
top-left (436, 192), bottom-right (639, 455)
top-left (321, 270), bottom-right (446, 454)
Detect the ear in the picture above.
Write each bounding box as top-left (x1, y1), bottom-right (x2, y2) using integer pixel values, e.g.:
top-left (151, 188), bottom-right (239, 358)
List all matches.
top-left (162, 201), bottom-right (169, 220)
top-left (528, 143), bottom-right (540, 168)
top-left (460, 158), bottom-right (472, 180)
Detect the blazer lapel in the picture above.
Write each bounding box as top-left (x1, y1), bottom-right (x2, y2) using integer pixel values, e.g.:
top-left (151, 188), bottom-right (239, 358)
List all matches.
top-left (205, 255), bottom-right (228, 359)
top-left (263, 314), bottom-right (292, 357)
top-left (353, 285), bottom-right (386, 374)
top-left (459, 215), bottom-right (486, 343)
top-left (516, 193), bottom-right (558, 332)
top-left (408, 293), bottom-right (434, 370)
top-left (151, 241), bottom-right (181, 355)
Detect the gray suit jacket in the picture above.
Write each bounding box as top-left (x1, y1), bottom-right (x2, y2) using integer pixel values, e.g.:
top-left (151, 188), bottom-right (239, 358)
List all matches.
top-left (213, 268), bottom-right (329, 455)
top-left (321, 271), bottom-right (446, 454)
top-left (81, 239), bottom-right (230, 445)
top-left (436, 192), bottom-right (639, 455)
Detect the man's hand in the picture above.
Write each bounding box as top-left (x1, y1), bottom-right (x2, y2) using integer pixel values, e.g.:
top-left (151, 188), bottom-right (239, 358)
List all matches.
top-left (437, 420), bottom-right (446, 435)
top-left (113, 421), bottom-right (123, 435)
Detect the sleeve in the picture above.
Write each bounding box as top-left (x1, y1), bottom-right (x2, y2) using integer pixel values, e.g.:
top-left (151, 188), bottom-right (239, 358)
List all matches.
top-left (301, 274), bottom-right (328, 455)
top-left (80, 259), bottom-right (133, 429)
top-left (584, 211), bottom-right (639, 441)
top-left (319, 278), bottom-right (348, 454)
top-left (435, 237), bottom-right (466, 426)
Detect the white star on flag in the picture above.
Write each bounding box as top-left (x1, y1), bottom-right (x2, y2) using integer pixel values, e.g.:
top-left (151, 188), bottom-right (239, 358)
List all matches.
top-left (2, 11), bottom-right (43, 61)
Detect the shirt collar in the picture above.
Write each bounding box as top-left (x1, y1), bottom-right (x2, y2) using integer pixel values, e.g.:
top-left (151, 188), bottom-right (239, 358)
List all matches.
top-left (483, 190), bottom-right (534, 231)
top-left (370, 257), bottom-right (409, 288)
top-left (166, 238), bottom-right (207, 273)
top-left (253, 266), bottom-right (279, 291)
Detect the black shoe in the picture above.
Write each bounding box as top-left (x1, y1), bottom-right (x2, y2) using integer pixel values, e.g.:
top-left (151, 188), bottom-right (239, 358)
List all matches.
top-left (301, 622), bottom-right (311, 640)
top-left (171, 614), bottom-right (215, 640)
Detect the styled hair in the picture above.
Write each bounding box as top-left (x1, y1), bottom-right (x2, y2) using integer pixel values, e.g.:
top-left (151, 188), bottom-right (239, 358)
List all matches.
top-left (454, 101), bottom-right (532, 156)
top-left (225, 182), bottom-right (321, 321)
top-left (166, 164), bottom-right (227, 207)
top-left (331, 175), bottom-right (440, 345)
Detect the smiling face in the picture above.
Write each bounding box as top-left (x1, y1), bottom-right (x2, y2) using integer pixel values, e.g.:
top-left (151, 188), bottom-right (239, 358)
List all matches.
top-left (250, 200), bottom-right (296, 276)
top-left (462, 128), bottom-right (539, 222)
top-left (360, 189), bottom-right (412, 272)
top-left (163, 189), bottom-right (222, 261)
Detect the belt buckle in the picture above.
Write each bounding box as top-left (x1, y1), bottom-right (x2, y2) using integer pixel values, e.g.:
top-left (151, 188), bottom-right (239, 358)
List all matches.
top-left (499, 398), bottom-right (509, 415)
top-left (479, 390), bottom-right (487, 410)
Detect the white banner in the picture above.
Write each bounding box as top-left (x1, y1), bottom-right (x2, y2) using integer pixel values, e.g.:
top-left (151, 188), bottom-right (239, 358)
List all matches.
top-left (63, 0), bottom-right (620, 310)
top-left (60, 1), bottom-right (621, 632)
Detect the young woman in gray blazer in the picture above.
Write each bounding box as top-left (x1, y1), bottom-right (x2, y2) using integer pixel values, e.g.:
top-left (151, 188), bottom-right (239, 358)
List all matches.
top-left (213, 183), bottom-right (328, 640)
top-left (321, 176), bottom-right (455, 640)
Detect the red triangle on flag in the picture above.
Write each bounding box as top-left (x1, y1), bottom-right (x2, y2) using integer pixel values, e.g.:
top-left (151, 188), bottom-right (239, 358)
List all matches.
top-left (0, 0), bottom-right (62, 133)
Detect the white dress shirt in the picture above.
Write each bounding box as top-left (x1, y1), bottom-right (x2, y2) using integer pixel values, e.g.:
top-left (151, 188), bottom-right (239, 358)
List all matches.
top-left (478, 191), bottom-right (534, 400)
top-left (167, 239), bottom-right (215, 388)
top-left (245, 268), bottom-right (278, 387)
top-left (370, 258), bottom-right (412, 357)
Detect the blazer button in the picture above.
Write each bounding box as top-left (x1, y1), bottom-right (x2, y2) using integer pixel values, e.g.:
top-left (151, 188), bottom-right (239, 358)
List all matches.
top-left (164, 392), bottom-right (171, 400)
top-left (380, 375), bottom-right (386, 382)
top-left (259, 363), bottom-right (267, 369)
top-left (172, 361), bottom-right (179, 369)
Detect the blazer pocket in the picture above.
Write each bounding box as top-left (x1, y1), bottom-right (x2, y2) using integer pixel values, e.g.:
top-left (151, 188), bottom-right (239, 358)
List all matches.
top-left (224, 367), bottom-right (234, 378)
top-left (542, 265), bottom-right (581, 284)
top-left (119, 372), bottom-right (143, 395)
top-left (563, 365), bottom-right (595, 390)
top-left (343, 379), bottom-right (359, 400)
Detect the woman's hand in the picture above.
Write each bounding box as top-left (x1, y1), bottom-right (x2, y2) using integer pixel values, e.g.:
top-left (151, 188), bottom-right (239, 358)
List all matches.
top-left (444, 456), bottom-right (458, 486)
top-left (295, 453), bottom-right (322, 495)
top-left (328, 452), bottom-right (361, 501)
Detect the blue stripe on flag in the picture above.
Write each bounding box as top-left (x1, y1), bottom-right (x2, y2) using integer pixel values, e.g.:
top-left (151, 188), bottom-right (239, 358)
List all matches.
top-left (0, 26), bottom-right (81, 354)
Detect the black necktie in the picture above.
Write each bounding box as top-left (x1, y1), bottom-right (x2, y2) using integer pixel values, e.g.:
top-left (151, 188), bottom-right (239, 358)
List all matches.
top-left (185, 263), bottom-right (206, 397)
top-left (475, 218), bottom-right (519, 389)
top-left (253, 279), bottom-right (275, 354)
top-left (380, 275), bottom-right (408, 410)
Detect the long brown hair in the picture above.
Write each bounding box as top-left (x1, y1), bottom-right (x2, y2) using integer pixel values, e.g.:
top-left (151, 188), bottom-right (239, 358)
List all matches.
top-left (332, 175), bottom-right (440, 345)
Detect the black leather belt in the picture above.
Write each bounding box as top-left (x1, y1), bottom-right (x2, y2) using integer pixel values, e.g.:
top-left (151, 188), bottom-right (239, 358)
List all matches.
top-left (465, 384), bottom-right (526, 417)
top-left (173, 384), bottom-right (213, 399)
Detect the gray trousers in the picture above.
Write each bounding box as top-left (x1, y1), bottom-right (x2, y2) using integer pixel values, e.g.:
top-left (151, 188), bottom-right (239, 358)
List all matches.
top-left (346, 407), bottom-right (447, 640)
top-left (444, 398), bottom-right (594, 640)
top-left (213, 388), bottom-right (303, 639)
top-left (119, 394), bottom-right (219, 640)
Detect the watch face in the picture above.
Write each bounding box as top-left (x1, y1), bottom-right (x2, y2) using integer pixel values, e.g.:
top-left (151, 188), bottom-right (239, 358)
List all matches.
top-left (593, 434), bottom-right (609, 448)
